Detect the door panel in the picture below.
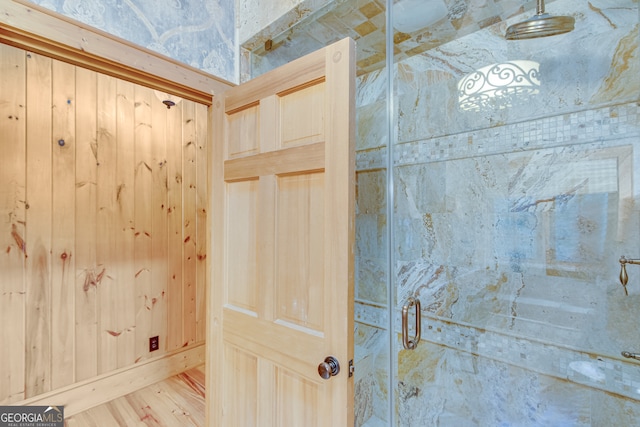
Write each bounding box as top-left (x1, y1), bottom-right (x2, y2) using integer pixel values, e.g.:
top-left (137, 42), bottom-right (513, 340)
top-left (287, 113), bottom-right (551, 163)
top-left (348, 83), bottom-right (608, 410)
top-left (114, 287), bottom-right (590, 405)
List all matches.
top-left (226, 180), bottom-right (258, 313)
top-left (276, 368), bottom-right (319, 426)
top-left (227, 104), bottom-right (260, 159)
top-left (223, 344), bottom-right (258, 425)
top-left (280, 82), bottom-right (325, 147)
top-left (276, 172), bottom-right (325, 331)
top-left (209, 38), bottom-right (355, 426)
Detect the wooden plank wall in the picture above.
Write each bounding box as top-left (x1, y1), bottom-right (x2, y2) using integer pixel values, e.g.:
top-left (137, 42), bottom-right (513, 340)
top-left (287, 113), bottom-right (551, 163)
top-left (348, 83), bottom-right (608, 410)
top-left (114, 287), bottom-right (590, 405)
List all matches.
top-left (0, 43), bottom-right (209, 404)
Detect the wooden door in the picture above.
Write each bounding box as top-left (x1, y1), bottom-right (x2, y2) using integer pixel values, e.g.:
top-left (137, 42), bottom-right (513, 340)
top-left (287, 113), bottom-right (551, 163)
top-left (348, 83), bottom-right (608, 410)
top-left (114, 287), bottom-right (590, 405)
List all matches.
top-left (208, 38), bottom-right (355, 426)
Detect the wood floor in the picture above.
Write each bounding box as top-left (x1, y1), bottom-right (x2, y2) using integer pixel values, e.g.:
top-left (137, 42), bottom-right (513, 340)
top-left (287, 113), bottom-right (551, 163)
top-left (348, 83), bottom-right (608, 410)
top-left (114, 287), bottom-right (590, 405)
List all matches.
top-left (64, 365), bottom-right (206, 426)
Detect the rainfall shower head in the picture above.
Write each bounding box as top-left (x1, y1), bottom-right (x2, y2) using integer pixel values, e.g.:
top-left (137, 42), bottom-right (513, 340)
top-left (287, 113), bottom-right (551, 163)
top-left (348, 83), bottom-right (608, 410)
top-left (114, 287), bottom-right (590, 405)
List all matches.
top-left (505, 0), bottom-right (574, 40)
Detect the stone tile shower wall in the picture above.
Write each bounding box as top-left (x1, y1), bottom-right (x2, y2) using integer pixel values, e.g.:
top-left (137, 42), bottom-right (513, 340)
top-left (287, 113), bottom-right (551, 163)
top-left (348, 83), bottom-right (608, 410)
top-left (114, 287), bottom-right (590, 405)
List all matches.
top-left (381, 0), bottom-right (639, 424)
top-left (27, 0), bottom-right (237, 83)
top-left (356, 103), bottom-right (640, 425)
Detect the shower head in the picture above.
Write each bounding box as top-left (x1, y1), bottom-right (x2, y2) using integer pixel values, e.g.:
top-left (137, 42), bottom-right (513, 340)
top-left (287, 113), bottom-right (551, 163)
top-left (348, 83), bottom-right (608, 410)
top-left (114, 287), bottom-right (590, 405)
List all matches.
top-left (505, 0), bottom-right (574, 40)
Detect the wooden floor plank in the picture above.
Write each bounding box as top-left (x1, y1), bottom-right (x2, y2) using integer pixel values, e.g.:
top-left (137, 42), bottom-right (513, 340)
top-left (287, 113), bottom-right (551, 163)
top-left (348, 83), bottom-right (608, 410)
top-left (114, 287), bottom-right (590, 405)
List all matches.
top-left (64, 365), bottom-right (205, 426)
top-left (154, 379), bottom-right (204, 426)
top-left (106, 398), bottom-right (147, 427)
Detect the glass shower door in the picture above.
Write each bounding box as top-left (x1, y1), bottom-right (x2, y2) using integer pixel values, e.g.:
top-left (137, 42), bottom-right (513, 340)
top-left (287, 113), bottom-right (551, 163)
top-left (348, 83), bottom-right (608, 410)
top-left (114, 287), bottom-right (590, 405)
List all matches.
top-left (391, 0), bottom-right (640, 425)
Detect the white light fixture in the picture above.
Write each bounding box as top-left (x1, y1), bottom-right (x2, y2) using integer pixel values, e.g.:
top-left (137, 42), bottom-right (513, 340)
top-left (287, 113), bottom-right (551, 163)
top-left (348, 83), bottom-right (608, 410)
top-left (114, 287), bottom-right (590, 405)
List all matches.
top-left (393, 0), bottom-right (448, 33)
top-left (457, 60), bottom-right (541, 112)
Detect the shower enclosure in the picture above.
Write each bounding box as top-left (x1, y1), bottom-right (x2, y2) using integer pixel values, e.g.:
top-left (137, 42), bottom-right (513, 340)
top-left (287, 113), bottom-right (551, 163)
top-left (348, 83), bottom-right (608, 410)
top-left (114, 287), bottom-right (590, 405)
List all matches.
top-left (242, 0), bottom-right (640, 424)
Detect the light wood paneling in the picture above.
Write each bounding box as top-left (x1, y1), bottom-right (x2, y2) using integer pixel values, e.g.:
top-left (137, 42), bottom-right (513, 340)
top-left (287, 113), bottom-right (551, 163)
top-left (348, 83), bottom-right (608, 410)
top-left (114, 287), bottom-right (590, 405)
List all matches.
top-left (134, 85), bottom-right (154, 363)
top-left (115, 78), bottom-right (136, 369)
top-left (74, 66), bottom-right (98, 382)
top-left (96, 72), bottom-right (118, 375)
top-left (74, 68), bottom-right (99, 381)
top-left (51, 59), bottom-right (77, 390)
top-left (24, 48), bottom-right (52, 399)
top-left (0, 43), bottom-right (209, 405)
top-left (183, 101), bottom-right (197, 347)
top-left (1, 43), bottom-right (27, 405)
top-left (150, 92), bottom-right (169, 354)
top-left (166, 101), bottom-right (184, 351)
top-left (195, 105), bottom-right (208, 343)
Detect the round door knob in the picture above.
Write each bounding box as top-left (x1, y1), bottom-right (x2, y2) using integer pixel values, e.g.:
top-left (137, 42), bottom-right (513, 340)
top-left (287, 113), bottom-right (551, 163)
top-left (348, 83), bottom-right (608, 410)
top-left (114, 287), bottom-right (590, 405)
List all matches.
top-left (318, 356), bottom-right (340, 380)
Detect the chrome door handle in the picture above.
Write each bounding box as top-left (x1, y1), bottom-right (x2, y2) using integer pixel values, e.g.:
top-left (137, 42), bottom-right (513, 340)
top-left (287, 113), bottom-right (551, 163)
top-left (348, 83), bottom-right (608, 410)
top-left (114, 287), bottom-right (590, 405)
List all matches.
top-left (402, 297), bottom-right (421, 350)
top-left (318, 356), bottom-right (340, 379)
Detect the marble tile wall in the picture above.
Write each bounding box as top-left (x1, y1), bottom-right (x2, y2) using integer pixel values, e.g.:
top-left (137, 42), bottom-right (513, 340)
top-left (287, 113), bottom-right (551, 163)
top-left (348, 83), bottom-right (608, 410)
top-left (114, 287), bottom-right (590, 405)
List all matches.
top-left (355, 105), bottom-right (640, 424)
top-left (27, 0), bottom-right (237, 83)
top-left (351, 1), bottom-right (640, 424)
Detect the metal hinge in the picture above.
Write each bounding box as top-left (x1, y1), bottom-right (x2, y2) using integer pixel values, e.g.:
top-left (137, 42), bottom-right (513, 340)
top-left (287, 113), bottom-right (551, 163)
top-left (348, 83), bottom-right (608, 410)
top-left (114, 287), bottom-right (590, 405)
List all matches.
top-left (348, 359), bottom-right (354, 377)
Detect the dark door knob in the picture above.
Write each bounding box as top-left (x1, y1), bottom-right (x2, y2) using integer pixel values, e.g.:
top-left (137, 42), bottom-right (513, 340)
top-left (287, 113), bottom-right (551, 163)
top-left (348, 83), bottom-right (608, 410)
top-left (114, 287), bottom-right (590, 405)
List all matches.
top-left (318, 356), bottom-right (340, 380)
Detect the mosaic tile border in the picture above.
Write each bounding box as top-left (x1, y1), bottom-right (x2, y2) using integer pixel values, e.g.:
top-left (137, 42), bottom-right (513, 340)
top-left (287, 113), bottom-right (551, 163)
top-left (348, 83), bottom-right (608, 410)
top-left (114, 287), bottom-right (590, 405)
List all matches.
top-left (355, 300), bottom-right (640, 402)
top-left (419, 314), bottom-right (640, 402)
top-left (355, 299), bottom-right (388, 329)
top-left (356, 102), bottom-right (640, 171)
